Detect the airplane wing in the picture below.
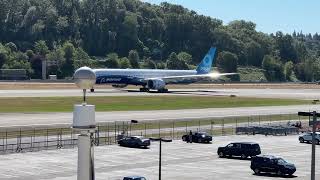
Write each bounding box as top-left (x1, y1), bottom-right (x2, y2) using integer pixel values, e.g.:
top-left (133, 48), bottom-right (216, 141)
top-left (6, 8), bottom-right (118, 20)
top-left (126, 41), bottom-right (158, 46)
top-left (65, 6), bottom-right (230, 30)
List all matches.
top-left (145, 72), bottom-right (237, 84)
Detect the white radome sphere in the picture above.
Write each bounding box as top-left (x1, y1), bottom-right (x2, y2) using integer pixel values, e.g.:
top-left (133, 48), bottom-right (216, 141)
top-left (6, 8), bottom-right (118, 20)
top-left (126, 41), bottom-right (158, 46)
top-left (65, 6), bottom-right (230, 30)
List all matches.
top-left (73, 66), bottom-right (96, 89)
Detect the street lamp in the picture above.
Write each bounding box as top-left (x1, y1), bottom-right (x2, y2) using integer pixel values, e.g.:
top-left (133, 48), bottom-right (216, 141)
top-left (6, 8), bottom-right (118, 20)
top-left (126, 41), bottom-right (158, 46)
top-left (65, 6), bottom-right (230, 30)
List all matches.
top-left (73, 66), bottom-right (97, 180)
top-left (150, 137), bottom-right (172, 180)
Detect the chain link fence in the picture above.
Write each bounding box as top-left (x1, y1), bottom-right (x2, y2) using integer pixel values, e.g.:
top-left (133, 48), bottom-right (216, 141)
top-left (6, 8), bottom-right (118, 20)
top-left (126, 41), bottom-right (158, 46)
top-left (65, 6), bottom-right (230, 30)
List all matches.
top-left (0, 114), bottom-right (309, 154)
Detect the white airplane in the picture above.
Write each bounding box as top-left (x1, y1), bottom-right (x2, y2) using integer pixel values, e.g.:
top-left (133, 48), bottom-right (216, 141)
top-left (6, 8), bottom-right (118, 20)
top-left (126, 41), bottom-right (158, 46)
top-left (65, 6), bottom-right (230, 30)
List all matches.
top-left (79, 47), bottom-right (236, 92)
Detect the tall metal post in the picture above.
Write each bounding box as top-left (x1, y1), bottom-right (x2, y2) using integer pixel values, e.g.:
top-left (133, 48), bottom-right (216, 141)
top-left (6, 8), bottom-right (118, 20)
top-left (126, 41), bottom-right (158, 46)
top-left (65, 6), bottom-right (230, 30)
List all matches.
top-left (311, 111), bottom-right (316, 180)
top-left (78, 132), bottom-right (94, 180)
top-left (159, 138), bottom-right (162, 180)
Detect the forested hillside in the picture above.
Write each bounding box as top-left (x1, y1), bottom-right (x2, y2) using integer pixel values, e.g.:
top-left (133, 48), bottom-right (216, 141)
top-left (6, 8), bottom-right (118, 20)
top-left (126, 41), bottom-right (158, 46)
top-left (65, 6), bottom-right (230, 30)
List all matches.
top-left (1, 0), bottom-right (320, 81)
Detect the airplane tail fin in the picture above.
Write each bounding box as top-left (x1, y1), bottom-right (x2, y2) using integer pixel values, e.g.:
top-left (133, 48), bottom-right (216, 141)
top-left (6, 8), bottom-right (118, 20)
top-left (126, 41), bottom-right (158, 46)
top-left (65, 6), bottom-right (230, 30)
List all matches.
top-left (196, 47), bottom-right (216, 74)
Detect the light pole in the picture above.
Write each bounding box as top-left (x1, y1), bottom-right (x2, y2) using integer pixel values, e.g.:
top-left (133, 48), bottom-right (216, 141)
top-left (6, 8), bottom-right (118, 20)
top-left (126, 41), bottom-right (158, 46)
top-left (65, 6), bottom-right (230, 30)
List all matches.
top-left (73, 66), bottom-right (97, 180)
top-left (298, 111), bottom-right (319, 180)
top-left (150, 137), bottom-right (172, 180)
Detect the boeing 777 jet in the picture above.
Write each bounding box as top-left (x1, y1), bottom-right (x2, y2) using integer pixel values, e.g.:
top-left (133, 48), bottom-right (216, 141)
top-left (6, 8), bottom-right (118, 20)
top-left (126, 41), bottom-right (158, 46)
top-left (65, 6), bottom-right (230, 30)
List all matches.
top-left (76, 47), bottom-right (235, 93)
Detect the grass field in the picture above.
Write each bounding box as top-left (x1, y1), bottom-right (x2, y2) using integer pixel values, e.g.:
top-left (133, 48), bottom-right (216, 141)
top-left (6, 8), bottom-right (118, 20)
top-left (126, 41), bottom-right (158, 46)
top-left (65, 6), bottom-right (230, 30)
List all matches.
top-left (0, 96), bottom-right (310, 112)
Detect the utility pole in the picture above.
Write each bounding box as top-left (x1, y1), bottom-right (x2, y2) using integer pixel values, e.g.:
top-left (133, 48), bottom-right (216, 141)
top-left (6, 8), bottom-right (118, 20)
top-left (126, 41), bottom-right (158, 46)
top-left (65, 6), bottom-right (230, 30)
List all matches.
top-left (298, 111), bottom-right (319, 180)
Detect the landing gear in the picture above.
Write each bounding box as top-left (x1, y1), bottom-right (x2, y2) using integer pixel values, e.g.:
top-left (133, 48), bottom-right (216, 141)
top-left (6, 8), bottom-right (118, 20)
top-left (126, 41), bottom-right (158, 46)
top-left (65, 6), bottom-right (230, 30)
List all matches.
top-left (139, 87), bottom-right (149, 92)
top-left (90, 88), bottom-right (95, 92)
top-left (157, 89), bottom-right (168, 93)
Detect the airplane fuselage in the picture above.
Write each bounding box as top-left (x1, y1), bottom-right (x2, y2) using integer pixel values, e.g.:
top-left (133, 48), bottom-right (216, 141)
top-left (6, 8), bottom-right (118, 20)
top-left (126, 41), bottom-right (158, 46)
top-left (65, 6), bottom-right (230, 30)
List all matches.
top-left (94, 69), bottom-right (197, 86)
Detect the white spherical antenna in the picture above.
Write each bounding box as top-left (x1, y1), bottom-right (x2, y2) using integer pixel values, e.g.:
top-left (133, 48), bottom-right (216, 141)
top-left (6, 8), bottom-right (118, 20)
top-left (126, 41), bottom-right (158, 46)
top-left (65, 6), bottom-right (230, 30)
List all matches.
top-left (73, 66), bottom-right (96, 103)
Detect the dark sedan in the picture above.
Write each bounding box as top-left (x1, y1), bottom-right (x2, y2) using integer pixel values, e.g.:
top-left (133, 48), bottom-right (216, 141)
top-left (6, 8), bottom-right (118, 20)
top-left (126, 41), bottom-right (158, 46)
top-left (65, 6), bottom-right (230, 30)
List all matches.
top-left (118, 136), bottom-right (150, 148)
top-left (182, 132), bottom-right (212, 143)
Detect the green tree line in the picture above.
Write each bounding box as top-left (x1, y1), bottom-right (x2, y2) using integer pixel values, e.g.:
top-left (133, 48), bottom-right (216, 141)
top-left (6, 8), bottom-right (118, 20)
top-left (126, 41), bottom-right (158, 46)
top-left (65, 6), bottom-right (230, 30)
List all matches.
top-left (1, 0), bottom-right (320, 81)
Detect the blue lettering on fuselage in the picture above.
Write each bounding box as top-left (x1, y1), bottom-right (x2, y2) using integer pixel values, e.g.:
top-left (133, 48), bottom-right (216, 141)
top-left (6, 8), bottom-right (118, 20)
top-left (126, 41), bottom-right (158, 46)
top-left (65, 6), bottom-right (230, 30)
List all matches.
top-left (96, 75), bottom-right (145, 85)
top-left (94, 69), bottom-right (198, 86)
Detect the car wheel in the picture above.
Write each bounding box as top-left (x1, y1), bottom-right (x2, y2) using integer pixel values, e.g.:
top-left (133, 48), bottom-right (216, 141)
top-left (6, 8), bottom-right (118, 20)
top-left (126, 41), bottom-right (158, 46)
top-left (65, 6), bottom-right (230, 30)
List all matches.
top-left (218, 152), bottom-right (225, 158)
top-left (182, 136), bottom-right (186, 141)
top-left (299, 137), bottom-right (304, 143)
top-left (254, 168), bottom-right (260, 175)
top-left (198, 139), bottom-right (202, 143)
top-left (241, 154), bottom-right (247, 159)
top-left (316, 139), bottom-right (320, 145)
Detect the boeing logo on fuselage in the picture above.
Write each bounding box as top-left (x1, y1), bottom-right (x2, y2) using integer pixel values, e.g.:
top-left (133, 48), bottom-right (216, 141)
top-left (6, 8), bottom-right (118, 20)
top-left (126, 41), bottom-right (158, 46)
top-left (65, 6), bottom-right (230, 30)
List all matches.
top-left (100, 77), bottom-right (122, 83)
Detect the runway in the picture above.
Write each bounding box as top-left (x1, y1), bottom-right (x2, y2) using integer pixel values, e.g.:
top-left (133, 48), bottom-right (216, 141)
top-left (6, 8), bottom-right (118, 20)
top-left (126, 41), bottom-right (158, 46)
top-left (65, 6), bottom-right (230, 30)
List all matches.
top-left (0, 104), bottom-right (319, 127)
top-left (1, 88), bottom-right (320, 99)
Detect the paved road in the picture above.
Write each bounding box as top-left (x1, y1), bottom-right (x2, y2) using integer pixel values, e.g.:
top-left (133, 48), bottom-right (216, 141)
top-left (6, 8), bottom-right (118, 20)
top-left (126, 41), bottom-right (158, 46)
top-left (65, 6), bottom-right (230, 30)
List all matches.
top-left (0, 104), bottom-right (319, 127)
top-left (1, 88), bottom-right (320, 99)
top-left (0, 135), bottom-right (318, 180)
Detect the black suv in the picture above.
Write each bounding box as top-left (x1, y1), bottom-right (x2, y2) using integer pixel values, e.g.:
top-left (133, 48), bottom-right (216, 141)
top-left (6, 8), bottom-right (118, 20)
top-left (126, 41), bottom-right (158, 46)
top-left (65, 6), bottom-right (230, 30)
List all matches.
top-left (251, 155), bottom-right (296, 176)
top-left (182, 132), bottom-right (212, 143)
top-left (217, 142), bottom-right (261, 159)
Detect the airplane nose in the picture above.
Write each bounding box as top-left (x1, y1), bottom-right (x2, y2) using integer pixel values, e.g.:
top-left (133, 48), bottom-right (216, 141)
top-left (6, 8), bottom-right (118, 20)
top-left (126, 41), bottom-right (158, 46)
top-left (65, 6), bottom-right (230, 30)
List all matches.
top-left (73, 66), bottom-right (96, 89)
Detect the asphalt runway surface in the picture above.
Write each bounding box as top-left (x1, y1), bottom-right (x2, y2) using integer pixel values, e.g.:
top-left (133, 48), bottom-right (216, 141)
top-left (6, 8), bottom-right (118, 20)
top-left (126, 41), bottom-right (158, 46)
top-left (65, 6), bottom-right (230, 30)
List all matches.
top-left (0, 135), bottom-right (318, 180)
top-left (0, 104), bottom-right (319, 127)
top-left (1, 88), bottom-right (320, 99)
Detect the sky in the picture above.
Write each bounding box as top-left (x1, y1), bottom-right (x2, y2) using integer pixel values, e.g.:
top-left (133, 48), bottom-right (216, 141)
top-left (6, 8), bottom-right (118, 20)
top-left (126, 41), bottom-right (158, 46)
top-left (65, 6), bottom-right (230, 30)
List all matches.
top-left (142, 0), bottom-right (320, 34)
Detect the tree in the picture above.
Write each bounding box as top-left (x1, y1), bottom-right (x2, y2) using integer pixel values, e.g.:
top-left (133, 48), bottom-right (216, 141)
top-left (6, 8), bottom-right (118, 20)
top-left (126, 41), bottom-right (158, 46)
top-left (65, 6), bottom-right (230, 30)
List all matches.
top-left (216, 51), bottom-right (238, 73)
top-left (34, 40), bottom-right (49, 56)
top-left (2, 52), bottom-right (33, 76)
top-left (142, 58), bottom-right (156, 69)
top-left (128, 50), bottom-right (140, 68)
top-left (119, 57), bottom-right (131, 68)
top-left (284, 61), bottom-right (294, 81)
top-left (166, 52), bottom-right (189, 70)
top-left (47, 47), bottom-right (65, 78)
top-left (177, 52), bottom-right (192, 64)
top-left (0, 43), bottom-right (9, 68)
top-left (74, 48), bottom-right (94, 69)
top-left (105, 53), bottom-right (120, 68)
top-left (245, 41), bottom-right (264, 66)
top-left (61, 42), bottom-right (76, 77)
top-left (5, 42), bottom-right (17, 52)
top-left (262, 55), bottom-right (284, 81)
top-left (156, 62), bottom-right (166, 69)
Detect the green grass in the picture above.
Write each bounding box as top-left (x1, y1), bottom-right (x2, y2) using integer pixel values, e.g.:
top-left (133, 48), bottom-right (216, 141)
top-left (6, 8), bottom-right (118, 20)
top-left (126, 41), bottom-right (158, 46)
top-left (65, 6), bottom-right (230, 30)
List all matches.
top-left (0, 96), bottom-right (309, 113)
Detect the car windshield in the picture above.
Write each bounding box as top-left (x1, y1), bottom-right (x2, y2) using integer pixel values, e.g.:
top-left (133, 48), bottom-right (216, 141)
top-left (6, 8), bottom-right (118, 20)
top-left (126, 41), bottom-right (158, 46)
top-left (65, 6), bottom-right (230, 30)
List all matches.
top-left (277, 158), bottom-right (287, 165)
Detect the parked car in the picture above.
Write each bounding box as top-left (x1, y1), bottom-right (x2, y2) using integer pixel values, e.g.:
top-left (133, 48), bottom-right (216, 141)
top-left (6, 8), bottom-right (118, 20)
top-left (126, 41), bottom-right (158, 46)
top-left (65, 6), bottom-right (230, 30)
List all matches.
top-left (217, 142), bottom-right (261, 159)
top-left (118, 136), bottom-right (150, 148)
top-left (251, 155), bottom-right (296, 176)
top-left (123, 176), bottom-right (146, 180)
top-left (299, 132), bottom-right (320, 144)
top-left (182, 132), bottom-right (212, 143)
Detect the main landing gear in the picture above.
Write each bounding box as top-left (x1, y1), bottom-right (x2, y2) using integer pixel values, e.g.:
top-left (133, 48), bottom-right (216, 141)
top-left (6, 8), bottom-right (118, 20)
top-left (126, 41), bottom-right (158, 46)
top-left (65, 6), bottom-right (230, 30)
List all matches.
top-left (139, 87), bottom-right (150, 92)
top-left (157, 89), bottom-right (168, 93)
top-left (139, 86), bottom-right (168, 93)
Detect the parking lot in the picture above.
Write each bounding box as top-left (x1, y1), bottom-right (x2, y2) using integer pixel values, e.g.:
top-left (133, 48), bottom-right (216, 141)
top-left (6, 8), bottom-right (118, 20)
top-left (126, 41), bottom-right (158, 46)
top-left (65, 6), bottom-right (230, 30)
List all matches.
top-left (0, 134), bottom-right (318, 180)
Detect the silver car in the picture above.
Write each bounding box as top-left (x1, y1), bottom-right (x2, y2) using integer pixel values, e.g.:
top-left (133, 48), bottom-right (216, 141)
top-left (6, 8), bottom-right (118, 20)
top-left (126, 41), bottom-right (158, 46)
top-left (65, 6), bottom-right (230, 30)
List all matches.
top-left (299, 132), bottom-right (320, 144)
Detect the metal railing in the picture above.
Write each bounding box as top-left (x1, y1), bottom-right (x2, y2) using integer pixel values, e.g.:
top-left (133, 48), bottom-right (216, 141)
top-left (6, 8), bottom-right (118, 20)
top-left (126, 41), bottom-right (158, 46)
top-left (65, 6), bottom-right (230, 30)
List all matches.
top-left (0, 114), bottom-right (309, 154)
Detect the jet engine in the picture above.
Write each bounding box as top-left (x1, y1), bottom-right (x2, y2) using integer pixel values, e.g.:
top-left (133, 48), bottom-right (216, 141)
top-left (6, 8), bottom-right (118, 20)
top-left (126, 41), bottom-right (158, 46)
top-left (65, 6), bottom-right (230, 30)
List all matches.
top-left (147, 79), bottom-right (166, 90)
top-left (112, 84), bottom-right (128, 88)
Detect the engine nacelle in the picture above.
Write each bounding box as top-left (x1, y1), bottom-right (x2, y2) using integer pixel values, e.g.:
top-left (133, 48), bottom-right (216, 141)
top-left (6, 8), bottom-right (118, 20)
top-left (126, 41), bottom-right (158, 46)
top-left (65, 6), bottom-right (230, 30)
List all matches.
top-left (112, 84), bottom-right (128, 88)
top-left (147, 79), bottom-right (166, 90)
